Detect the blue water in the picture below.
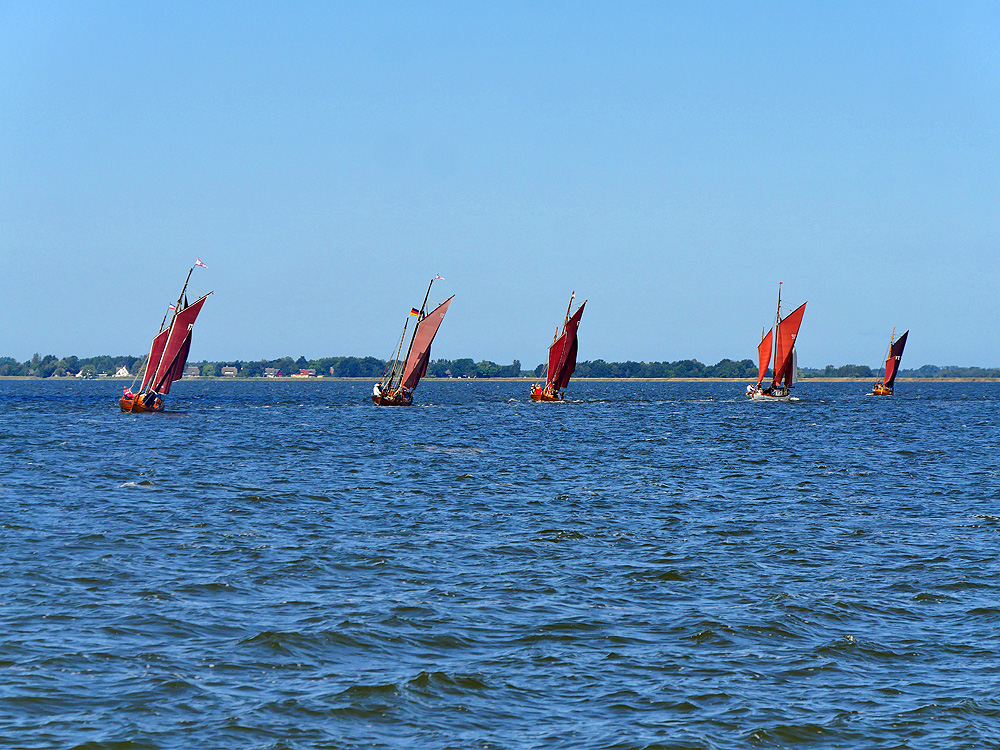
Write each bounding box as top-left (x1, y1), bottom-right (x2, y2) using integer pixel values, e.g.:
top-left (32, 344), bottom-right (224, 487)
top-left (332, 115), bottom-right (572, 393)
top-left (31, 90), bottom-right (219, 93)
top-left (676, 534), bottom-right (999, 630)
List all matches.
top-left (2, 379), bottom-right (999, 749)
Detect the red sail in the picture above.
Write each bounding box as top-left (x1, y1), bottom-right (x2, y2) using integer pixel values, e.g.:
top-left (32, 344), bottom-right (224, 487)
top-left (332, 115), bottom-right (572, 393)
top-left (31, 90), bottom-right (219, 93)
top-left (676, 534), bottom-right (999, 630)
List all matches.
top-left (547, 302), bottom-right (586, 389)
top-left (884, 330), bottom-right (909, 386)
top-left (771, 302), bottom-right (806, 388)
top-left (151, 294), bottom-right (209, 394)
top-left (158, 333), bottom-right (193, 395)
top-left (756, 330), bottom-right (773, 386)
top-left (400, 296), bottom-right (454, 391)
top-left (140, 328), bottom-right (170, 393)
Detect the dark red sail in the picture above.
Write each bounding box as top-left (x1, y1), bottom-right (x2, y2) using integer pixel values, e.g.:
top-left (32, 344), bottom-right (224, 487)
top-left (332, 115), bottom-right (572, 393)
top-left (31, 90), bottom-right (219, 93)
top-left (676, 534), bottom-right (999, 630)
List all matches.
top-left (771, 302), bottom-right (806, 388)
top-left (883, 330), bottom-right (909, 387)
top-left (400, 296), bottom-right (454, 391)
top-left (140, 328), bottom-right (170, 393)
top-left (151, 294), bottom-right (209, 394)
top-left (756, 330), bottom-right (773, 387)
top-left (547, 302), bottom-right (586, 389)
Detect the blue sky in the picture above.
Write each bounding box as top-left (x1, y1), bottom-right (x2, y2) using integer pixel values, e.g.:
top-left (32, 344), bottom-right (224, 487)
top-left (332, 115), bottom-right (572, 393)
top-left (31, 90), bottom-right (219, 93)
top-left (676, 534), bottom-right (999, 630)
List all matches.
top-left (2, 1), bottom-right (998, 368)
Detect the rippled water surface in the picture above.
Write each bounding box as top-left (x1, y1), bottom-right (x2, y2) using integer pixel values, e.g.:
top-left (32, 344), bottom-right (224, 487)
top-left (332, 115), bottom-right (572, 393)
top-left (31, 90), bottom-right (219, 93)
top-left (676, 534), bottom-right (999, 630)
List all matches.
top-left (2, 379), bottom-right (1000, 749)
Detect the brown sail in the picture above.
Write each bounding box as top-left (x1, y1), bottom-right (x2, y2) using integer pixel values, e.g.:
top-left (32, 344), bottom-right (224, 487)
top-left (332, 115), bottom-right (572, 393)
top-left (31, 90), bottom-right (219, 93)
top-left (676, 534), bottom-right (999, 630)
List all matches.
top-left (139, 328), bottom-right (170, 393)
top-left (546, 302), bottom-right (586, 390)
top-left (883, 330), bottom-right (909, 387)
top-left (400, 296), bottom-right (454, 391)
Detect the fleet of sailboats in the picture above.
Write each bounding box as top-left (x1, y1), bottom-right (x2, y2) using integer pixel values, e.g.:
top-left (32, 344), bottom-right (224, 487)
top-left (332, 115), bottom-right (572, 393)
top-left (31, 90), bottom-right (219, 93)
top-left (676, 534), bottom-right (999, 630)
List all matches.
top-left (121, 261), bottom-right (211, 412)
top-left (747, 283), bottom-right (807, 402)
top-left (872, 329), bottom-right (909, 396)
top-left (113, 267), bottom-right (921, 409)
top-left (372, 277), bottom-right (454, 406)
top-left (531, 292), bottom-right (586, 402)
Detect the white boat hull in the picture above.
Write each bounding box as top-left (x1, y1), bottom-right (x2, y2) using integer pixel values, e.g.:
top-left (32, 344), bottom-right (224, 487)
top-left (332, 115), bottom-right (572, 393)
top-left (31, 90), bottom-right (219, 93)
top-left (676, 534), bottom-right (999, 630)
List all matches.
top-left (747, 386), bottom-right (792, 402)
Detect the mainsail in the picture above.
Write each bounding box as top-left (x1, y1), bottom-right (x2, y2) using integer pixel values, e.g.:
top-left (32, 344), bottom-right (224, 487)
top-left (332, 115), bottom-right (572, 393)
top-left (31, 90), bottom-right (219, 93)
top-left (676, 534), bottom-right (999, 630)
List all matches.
top-left (143, 294), bottom-right (210, 395)
top-left (399, 296), bottom-right (454, 391)
top-left (883, 330), bottom-right (909, 387)
top-left (546, 302), bottom-right (586, 390)
top-left (771, 302), bottom-right (806, 389)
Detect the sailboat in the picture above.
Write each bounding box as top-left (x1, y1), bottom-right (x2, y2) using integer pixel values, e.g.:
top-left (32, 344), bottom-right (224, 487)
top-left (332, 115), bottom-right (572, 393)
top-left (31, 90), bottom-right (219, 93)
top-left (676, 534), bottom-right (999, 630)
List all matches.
top-left (120, 261), bottom-right (212, 412)
top-left (372, 277), bottom-right (454, 406)
top-left (531, 292), bottom-right (586, 402)
top-left (872, 329), bottom-right (909, 396)
top-left (746, 283), bottom-right (806, 402)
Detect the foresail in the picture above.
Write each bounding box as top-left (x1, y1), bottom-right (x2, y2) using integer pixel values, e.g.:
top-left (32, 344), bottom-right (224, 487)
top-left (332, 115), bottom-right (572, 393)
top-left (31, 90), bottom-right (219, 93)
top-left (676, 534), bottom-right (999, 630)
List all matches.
top-left (547, 332), bottom-right (568, 387)
top-left (756, 330), bottom-right (773, 386)
top-left (151, 294), bottom-right (209, 393)
top-left (772, 302), bottom-right (806, 388)
top-left (140, 328), bottom-right (170, 393)
top-left (884, 330), bottom-right (909, 387)
top-left (400, 296), bottom-right (454, 391)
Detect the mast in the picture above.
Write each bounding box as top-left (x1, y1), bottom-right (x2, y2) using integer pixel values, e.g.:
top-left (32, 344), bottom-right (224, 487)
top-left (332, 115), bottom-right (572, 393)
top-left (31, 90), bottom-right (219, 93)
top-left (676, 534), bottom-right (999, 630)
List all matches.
top-left (546, 293), bottom-right (575, 388)
top-left (880, 327), bottom-right (895, 383)
top-left (773, 282), bottom-right (781, 383)
top-left (399, 277), bottom-right (438, 387)
top-left (563, 291), bottom-right (575, 332)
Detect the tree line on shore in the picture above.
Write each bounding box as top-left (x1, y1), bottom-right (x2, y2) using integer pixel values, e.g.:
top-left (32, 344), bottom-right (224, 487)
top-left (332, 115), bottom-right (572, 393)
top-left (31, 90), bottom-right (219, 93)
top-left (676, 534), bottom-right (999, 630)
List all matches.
top-left (2, 353), bottom-right (998, 380)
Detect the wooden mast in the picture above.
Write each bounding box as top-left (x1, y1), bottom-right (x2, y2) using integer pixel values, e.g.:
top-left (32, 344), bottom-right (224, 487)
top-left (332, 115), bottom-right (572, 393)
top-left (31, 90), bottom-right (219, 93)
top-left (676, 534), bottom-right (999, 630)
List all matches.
top-left (563, 292), bottom-right (575, 331)
top-left (883, 326), bottom-right (896, 385)
top-left (547, 292), bottom-right (575, 390)
top-left (398, 276), bottom-right (438, 391)
top-left (773, 282), bottom-right (781, 387)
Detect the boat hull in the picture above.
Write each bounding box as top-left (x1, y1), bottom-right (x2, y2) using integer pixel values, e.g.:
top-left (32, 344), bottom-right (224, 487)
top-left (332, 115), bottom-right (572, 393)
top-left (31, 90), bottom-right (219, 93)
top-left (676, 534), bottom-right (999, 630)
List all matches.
top-left (747, 386), bottom-right (791, 402)
top-left (371, 390), bottom-right (413, 407)
top-left (530, 391), bottom-right (563, 402)
top-left (872, 383), bottom-right (893, 396)
top-left (530, 385), bottom-right (563, 402)
top-left (120, 393), bottom-right (164, 412)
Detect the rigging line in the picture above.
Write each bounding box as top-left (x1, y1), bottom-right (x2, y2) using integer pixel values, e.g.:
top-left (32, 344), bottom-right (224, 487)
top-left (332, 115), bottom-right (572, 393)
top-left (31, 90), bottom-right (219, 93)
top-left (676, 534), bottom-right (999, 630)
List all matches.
top-left (385, 317), bottom-right (409, 389)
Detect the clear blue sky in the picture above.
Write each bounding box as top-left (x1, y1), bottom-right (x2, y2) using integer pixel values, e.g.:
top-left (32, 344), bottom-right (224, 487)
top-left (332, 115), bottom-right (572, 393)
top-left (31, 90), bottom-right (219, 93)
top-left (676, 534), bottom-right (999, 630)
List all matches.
top-left (2, 2), bottom-right (998, 368)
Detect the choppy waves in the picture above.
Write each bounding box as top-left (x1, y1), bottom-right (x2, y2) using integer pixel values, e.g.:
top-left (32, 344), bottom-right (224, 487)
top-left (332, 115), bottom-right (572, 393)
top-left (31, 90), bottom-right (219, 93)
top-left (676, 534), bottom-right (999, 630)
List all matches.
top-left (1, 379), bottom-right (999, 748)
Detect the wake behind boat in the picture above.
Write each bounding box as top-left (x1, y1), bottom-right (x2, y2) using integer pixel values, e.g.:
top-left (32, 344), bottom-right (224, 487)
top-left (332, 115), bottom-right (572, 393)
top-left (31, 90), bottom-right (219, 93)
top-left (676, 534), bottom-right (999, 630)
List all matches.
top-left (121, 261), bottom-right (211, 413)
top-left (746, 283), bottom-right (806, 402)
top-left (531, 292), bottom-right (586, 402)
top-left (372, 276), bottom-right (453, 407)
top-left (872, 329), bottom-right (908, 396)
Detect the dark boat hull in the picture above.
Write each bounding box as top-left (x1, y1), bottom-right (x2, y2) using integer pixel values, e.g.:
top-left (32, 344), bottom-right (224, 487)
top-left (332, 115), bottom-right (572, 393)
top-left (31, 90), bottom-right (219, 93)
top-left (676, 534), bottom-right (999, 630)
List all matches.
top-left (372, 390), bottom-right (413, 407)
top-left (872, 383), bottom-right (893, 396)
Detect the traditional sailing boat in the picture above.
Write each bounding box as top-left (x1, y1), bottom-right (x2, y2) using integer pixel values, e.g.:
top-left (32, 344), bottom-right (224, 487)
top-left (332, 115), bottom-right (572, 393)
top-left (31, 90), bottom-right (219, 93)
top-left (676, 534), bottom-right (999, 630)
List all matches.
top-left (372, 276), bottom-right (454, 406)
top-left (531, 292), bottom-right (586, 402)
top-left (746, 283), bottom-right (806, 402)
top-left (120, 261), bottom-right (211, 412)
top-left (872, 329), bottom-right (908, 396)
